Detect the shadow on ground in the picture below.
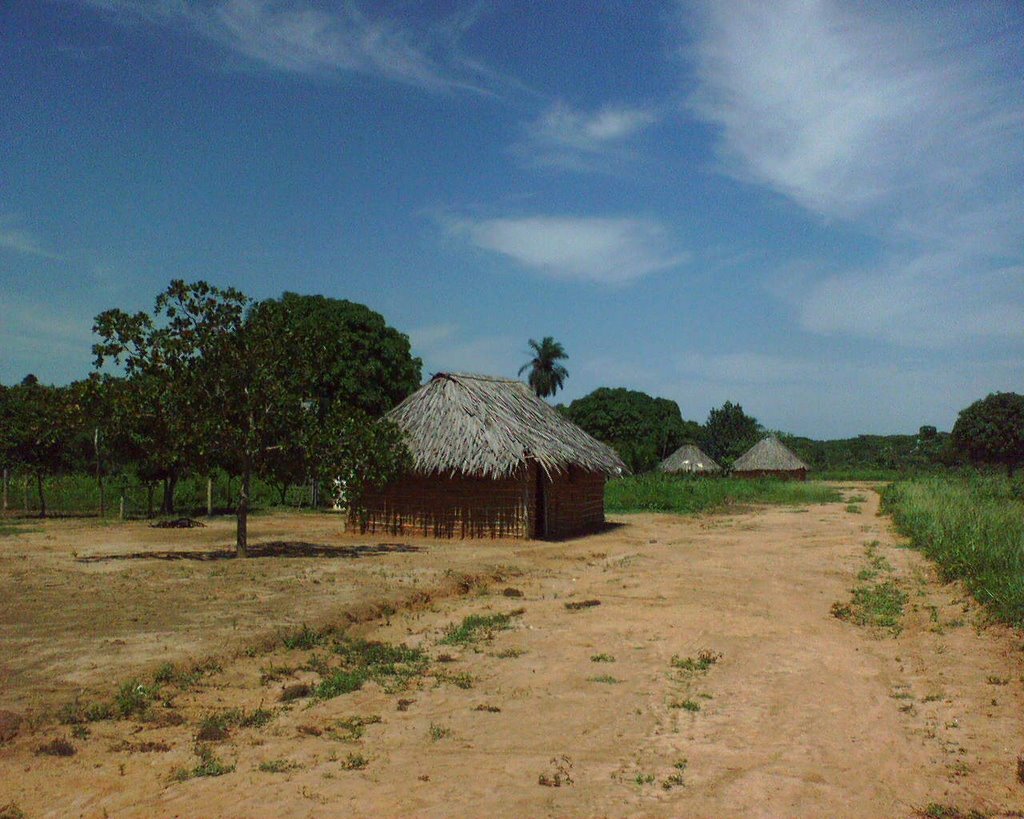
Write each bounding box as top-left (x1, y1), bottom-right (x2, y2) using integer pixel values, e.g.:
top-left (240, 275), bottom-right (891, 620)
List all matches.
top-left (75, 541), bottom-right (423, 563)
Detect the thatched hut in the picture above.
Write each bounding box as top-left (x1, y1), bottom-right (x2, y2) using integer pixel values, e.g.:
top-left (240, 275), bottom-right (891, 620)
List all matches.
top-left (732, 435), bottom-right (810, 480)
top-left (357, 373), bottom-right (627, 539)
top-left (657, 443), bottom-right (721, 475)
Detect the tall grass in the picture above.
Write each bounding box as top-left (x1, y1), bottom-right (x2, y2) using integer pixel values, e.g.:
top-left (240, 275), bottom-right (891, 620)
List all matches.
top-left (814, 468), bottom-right (903, 482)
top-left (882, 474), bottom-right (1024, 628)
top-left (605, 474), bottom-right (840, 515)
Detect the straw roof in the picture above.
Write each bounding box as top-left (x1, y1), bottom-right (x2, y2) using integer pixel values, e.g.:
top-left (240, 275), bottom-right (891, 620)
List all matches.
top-left (732, 435), bottom-right (810, 472)
top-left (385, 372), bottom-right (627, 480)
top-left (657, 443), bottom-right (721, 474)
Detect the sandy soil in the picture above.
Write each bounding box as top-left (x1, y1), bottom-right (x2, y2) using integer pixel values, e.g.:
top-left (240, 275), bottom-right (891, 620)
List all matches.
top-left (1, 487), bottom-right (1022, 817)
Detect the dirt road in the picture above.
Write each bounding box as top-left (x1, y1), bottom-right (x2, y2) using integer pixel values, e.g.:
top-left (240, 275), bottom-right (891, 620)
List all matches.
top-left (1, 487), bottom-right (1022, 817)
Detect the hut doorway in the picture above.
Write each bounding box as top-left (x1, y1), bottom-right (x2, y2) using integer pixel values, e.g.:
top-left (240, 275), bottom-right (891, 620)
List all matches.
top-left (534, 467), bottom-right (548, 538)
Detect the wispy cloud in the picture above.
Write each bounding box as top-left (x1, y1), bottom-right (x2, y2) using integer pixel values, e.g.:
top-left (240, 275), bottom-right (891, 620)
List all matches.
top-left (0, 292), bottom-right (96, 384)
top-left (72, 0), bottom-right (503, 93)
top-left (445, 214), bottom-right (687, 284)
top-left (0, 215), bottom-right (61, 260)
top-left (687, 0), bottom-right (1024, 346)
top-left (408, 323), bottom-right (518, 377)
top-left (512, 102), bottom-right (658, 171)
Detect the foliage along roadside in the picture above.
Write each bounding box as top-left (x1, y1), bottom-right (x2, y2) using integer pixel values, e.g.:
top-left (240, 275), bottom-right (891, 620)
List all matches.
top-left (882, 474), bottom-right (1024, 629)
top-left (605, 474), bottom-right (840, 515)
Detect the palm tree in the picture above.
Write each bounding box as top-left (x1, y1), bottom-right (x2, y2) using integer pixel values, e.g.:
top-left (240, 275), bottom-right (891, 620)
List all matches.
top-left (518, 337), bottom-right (569, 398)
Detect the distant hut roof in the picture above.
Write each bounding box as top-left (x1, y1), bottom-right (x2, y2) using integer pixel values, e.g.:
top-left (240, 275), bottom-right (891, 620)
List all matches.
top-left (385, 372), bottom-right (627, 480)
top-left (732, 435), bottom-right (810, 472)
top-left (657, 443), bottom-right (721, 474)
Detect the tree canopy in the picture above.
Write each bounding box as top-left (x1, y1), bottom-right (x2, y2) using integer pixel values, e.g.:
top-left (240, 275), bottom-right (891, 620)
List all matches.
top-left (245, 293), bottom-right (421, 418)
top-left (0, 376), bottom-right (86, 515)
top-left (563, 387), bottom-right (700, 473)
top-left (93, 280), bottom-right (411, 554)
top-left (518, 337), bottom-right (569, 398)
top-left (952, 392), bottom-right (1024, 476)
top-left (702, 401), bottom-right (763, 466)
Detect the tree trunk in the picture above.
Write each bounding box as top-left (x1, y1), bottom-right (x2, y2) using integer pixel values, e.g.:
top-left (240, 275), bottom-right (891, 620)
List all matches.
top-left (278, 483), bottom-right (288, 505)
top-left (236, 472), bottom-right (250, 558)
top-left (207, 476), bottom-right (213, 517)
top-left (162, 474), bottom-right (178, 516)
top-left (2, 468), bottom-right (7, 513)
top-left (146, 484), bottom-right (155, 519)
top-left (23, 475), bottom-right (29, 513)
top-left (94, 428), bottom-right (105, 517)
top-left (119, 493), bottom-right (125, 521)
top-left (36, 473), bottom-right (46, 519)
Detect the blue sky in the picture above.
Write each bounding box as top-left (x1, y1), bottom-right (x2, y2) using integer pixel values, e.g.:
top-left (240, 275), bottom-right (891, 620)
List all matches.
top-left (2, 0), bottom-right (1022, 438)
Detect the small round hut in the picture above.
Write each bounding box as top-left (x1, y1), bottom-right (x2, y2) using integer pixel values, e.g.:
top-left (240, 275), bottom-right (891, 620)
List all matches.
top-left (356, 373), bottom-right (627, 539)
top-left (657, 443), bottom-right (721, 475)
top-left (731, 435), bottom-right (810, 481)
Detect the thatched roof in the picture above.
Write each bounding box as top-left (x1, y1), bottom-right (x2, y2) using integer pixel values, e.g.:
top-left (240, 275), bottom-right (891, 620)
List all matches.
top-left (732, 435), bottom-right (810, 472)
top-left (657, 443), bottom-right (721, 474)
top-left (385, 373), bottom-right (627, 479)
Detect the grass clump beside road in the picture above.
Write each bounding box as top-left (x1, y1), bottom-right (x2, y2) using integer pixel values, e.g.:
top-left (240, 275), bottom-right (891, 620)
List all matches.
top-left (605, 475), bottom-right (840, 514)
top-left (440, 611), bottom-right (523, 646)
top-left (883, 475), bottom-right (1024, 628)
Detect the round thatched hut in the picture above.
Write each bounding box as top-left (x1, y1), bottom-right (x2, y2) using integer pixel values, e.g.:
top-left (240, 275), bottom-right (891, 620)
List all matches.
top-left (356, 373), bottom-right (627, 539)
top-left (732, 435), bottom-right (810, 480)
top-left (657, 443), bottom-right (721, 475)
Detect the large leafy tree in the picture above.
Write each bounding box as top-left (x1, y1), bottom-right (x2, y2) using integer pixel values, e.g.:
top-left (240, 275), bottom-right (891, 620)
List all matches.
top-left (702, 401), bottom-right (763, 466)
top-left (95, 280), bottom-right (410, 555)
top-left (0, 376), bottom-right (85, 516)
top-left (952, 392), bottom-right (1024, 476)
top-left (246, 293), bottom-right (421, 419)
top-left (563, 387), bottom-right (700, 473)
top-left (519, 337), bottom-right (569, 398)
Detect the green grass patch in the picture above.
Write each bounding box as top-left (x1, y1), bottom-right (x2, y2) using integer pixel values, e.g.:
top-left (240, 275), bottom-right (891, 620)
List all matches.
top-left (670, 650), bottom-right (722, 675)
top-left (440, 611), bottom-right (521, 646)
top-left (281, 624), bottom-right (332, 651)
top-left (590, 653), bottom-right (615, 663)
top-left (175, 745), bottom-right (235, 780)
top-left (833, 580), bottom-right (907, 635)
top-left (606, 475), bottom-right (839, 515)
top-left (883, 474), bottom-right (1024, 628)
top-left (258, 758), bottom-right (300, 773)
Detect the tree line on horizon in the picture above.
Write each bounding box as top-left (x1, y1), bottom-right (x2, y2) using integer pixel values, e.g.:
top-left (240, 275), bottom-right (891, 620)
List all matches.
top-left (2, 280), bottom-right (1022, 545)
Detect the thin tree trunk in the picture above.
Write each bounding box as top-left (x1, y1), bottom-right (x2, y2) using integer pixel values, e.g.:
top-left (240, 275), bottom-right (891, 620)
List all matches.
top-left (23, 475), bottom-right (29, 513)
top-left (162, 474), bottom-right (178, 516)
top-left (36, 473), bottom-right (46, 519)
top-left (146, 484), bottom-right (155, 519)
top-left (2, 468), bottom-right (7, 513)
top-left (207, 476), bottom-right (213, 517)
top-left (119, 493), bottom-right (125, 521)
top-left (236, 472), bottom-right (250, 558)
top-left (94, 428), bottom-right (105, 517)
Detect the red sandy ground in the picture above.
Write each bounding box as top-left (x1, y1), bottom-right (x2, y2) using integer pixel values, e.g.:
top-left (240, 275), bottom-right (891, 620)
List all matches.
top-left (1, 486), bottom-right (1022, 817)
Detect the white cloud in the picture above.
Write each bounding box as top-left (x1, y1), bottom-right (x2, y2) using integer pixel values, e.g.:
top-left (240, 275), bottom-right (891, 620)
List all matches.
top-left (0, 293), bottom-right (96, 384)
top-left (0, 216), bottom-right (61, 260)
top-left (407, 323), bottom-right (518, 378)
top-left (446, 215), bottom-right (687, 284)
top-left (73, 0), bottom-right (500, 93)
top-left (513, 102), bottom-right (657, 171)
top-left (687, 0), bottom-right (1024, 346)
